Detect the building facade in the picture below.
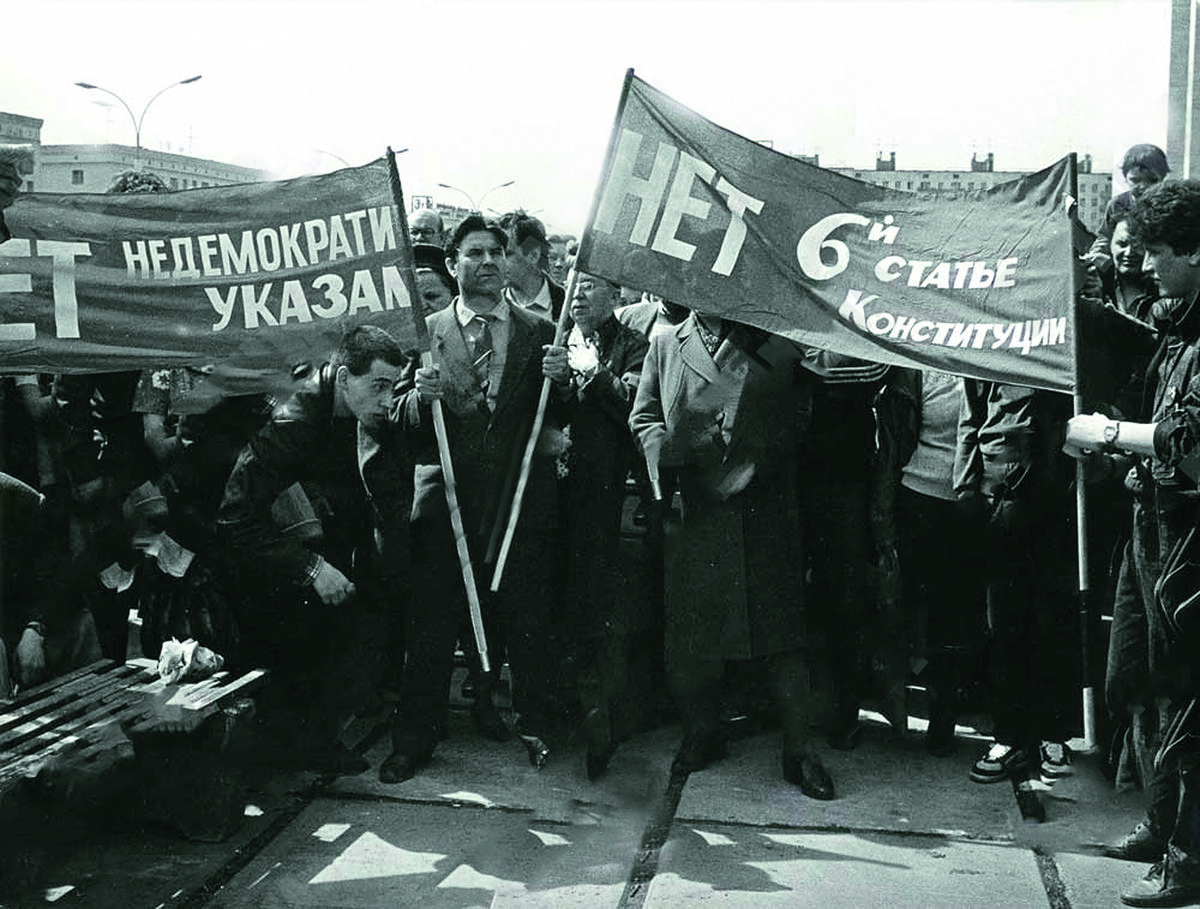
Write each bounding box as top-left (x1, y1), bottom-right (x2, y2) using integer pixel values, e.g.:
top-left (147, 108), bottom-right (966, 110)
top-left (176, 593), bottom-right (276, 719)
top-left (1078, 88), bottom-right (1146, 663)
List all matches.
top-left (825, 152), bottom-right (1113, 235)
top-left (0, 111), bottom-right (266, 194)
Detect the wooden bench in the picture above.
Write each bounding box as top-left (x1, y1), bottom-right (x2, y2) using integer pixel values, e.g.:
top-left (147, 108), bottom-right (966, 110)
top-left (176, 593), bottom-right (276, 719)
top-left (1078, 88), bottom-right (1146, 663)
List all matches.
top-left (0, 658), bottom-right (267, 840)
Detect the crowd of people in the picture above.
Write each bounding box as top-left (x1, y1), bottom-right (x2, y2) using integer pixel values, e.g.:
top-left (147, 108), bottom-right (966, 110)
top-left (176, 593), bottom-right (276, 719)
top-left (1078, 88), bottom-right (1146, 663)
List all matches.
top-left (2, 142), bottom-right (1200, 906)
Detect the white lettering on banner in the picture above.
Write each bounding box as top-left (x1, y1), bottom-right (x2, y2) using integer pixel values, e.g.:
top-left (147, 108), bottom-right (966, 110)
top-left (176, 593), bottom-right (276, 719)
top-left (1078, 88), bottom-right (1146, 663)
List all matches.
top-left (0, 238), bottom-right (36, 340)
top-left (712, 177), bottom-right (765, 276)
top-left (651, 152), bottom-right (715, 261)
top-left (122, 207), bottom-right (399, 282)
top-left (220, 231), bottom-right (259, 276)
top-left (595, 129), bottom-right (675, 246)
top-left (798, 213), bottom-right (872, 280)
top-left (206, 266), bottom-right (410, 332)
top-left (836, 287), bottom-right (1066, 355)
top-left (207, 286), bottom-right (237, 331)
top-left (37, 241), bottom-right (90, 338)
top-left (874, 256), bottom-right (1019, 288)
top-left (278, 280), bottom-right (313, 324)
top-left (0, 238), bottom-right (91, 340)
top-left (594, 129), bottom-right (765, 275)
top-left (367, 207), bottom-right (396, 254)
top-left (328, 217), bottom-right (355, 261)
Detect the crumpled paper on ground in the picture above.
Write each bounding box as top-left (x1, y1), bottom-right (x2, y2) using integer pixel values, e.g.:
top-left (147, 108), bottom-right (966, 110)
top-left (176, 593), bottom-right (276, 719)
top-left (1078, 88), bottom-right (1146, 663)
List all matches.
top-left (157, 638), bottom-right (224, 684)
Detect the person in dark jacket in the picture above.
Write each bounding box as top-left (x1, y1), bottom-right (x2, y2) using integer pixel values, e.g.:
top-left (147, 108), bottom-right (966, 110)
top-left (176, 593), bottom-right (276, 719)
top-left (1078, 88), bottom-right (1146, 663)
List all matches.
top-left (388, 216), bottom-right (569, 783)
top-left (630, 312), bottom-right (835, 800)
top-left (543, 272), bottom-right (649, 778)
top-left (217, 325), bottom-right (414, 775)
top-left (956, 381), bottom-right (1077, 788)
top-left (1065, 179), bottom-right (1200, 908)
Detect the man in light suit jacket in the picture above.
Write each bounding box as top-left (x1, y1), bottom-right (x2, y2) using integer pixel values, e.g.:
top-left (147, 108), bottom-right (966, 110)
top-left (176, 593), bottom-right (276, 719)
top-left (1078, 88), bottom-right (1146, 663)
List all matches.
top-left (382, 215), bottom-right (568, 783)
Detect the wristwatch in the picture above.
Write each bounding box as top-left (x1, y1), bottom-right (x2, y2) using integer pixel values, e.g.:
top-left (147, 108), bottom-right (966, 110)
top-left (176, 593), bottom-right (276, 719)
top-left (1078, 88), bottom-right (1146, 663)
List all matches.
top-left (1103, 421), bottom-right (1121, 450)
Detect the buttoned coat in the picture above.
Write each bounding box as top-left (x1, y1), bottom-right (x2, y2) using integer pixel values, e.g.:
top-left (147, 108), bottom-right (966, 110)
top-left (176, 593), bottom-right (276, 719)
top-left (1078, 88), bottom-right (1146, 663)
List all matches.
top-left (629, 316), bottom-right (812, 663)
top-left (560, 316), bottom-right (650, 635)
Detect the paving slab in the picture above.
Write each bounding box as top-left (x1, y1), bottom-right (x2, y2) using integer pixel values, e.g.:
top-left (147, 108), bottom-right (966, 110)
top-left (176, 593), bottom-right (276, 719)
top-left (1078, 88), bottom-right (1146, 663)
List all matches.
top-left (205, 797), bottom-right (636, 908)
top-left (676, 719), bottom-right (1019, 838)
top-left (648, 825), bottom-right (1048, 907)
top-left (330, 710), bottom-right (678, 824)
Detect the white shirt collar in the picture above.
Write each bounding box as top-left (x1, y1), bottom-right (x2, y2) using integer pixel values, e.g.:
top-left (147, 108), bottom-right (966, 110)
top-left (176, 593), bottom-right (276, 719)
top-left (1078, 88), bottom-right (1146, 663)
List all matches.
top-left (455, 296), bottom-right (510, 327)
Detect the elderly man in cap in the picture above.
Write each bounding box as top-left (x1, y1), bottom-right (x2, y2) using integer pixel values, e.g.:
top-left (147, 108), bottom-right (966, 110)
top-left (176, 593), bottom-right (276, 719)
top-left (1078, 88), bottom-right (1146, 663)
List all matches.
top-left (542, 271), bottom-right (649, 778)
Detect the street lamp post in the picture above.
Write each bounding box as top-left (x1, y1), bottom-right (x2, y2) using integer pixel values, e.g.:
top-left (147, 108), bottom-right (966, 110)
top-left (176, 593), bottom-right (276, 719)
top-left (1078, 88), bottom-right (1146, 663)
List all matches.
top-left (437, 180), bottom-right (516, 214)
top-left (75, 75), bottom-right (202, 169)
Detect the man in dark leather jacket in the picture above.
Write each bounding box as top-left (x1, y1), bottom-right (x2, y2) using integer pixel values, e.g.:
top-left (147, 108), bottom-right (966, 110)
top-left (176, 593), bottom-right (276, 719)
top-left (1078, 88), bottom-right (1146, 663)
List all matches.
top-left (218, 325), bottom-right (414, 775)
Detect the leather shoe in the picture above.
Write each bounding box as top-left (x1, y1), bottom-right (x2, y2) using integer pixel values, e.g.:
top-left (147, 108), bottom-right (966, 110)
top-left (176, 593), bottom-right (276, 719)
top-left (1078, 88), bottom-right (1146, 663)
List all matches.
top-left (304, 741), bottom-right (369, 776)
top-left (672, 730), bottom-right (727, 775)
top-left (1121, 849), bottom-right (1200, 907)
top-left (519, 732), bottom-right (551, 770)
top-left (471, 701), bottom-right (512, 742)
top-left (378, 748), bottom-right (432, 784)
top-left (585, 707), bottom-right (617, 781)
top-left (827, 703), bottom-right (862, 751)
top-left (1106, 820), bottom-right (1167, 863)
top-left (783, 751), bottom-right (836, 800)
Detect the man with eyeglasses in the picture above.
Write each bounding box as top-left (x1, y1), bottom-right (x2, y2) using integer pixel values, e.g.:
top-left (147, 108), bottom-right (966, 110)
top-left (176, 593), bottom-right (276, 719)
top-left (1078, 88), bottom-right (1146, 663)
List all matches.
top-left (409, 208), bottom-right (446, 248)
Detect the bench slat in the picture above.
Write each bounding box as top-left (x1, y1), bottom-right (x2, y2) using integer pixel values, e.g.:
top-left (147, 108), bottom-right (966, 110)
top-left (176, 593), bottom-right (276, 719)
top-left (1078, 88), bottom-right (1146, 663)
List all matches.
top-left (0, 664), bottom-right (151, 736)
top-left (0, 667), bottom-right (155, 751)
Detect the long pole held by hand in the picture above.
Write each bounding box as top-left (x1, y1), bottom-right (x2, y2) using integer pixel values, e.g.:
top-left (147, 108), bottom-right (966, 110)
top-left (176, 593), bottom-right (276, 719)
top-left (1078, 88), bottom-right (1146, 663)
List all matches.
top-left (386, 148), bottom-right (490, 674)
top-left (488, 287), bottom-right (575, 591)
top-left (1065, 152), bottom-right (1094, 750)
top-left (488, 69), bottom-right (638, 593)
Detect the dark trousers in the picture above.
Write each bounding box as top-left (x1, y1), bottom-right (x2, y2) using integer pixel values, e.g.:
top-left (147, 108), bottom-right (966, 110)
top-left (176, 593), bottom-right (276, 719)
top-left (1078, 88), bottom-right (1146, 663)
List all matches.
top-left (240, 583), bottom-right (394, 749)
top-left (393, 517), bottom-right (562, 755)
top-left (897, 486), bottom-right (987, 706)
top-left (803, 474), bottom-right (873, 718)
top-left (981, 497), bottom-right (1076, 747)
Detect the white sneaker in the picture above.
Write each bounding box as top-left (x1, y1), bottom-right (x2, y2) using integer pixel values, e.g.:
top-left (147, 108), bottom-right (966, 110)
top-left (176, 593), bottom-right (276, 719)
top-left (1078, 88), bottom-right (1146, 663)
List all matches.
top-left (1039, 741), bottom-right (1072, 783)
top-left (970, 742), bottom-right (1027, 783)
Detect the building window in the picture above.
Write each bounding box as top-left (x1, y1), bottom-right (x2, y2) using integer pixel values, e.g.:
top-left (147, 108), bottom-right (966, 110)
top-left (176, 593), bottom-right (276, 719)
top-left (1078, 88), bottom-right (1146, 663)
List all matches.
top-left (170, 178), bottom-right (178, 189)
top-left (907, 181), bottom-right (913, 189)
top-left (71, 169), bottom-right (83, 185)
top-left (968, 182), bottom-right (975, 190)
top-left (24, 181), bottom-right (32, 191)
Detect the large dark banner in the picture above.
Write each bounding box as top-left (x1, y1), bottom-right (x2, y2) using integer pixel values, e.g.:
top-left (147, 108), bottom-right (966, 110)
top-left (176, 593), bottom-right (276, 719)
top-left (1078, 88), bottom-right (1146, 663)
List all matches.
top-left (0, 158), bottom-right (416, 376)
top-left (578, 75), bottom-right (1077, 393)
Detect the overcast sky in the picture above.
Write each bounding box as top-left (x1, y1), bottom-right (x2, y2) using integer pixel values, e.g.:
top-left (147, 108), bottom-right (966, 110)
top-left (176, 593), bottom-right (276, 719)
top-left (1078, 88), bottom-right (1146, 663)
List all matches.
top-left (5, 0), bottom-right (1172, 234)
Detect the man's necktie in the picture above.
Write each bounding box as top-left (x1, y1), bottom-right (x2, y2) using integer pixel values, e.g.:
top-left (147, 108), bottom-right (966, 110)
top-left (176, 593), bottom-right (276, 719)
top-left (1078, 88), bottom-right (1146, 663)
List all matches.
top-left (469, 314), bottom-right (494, 400)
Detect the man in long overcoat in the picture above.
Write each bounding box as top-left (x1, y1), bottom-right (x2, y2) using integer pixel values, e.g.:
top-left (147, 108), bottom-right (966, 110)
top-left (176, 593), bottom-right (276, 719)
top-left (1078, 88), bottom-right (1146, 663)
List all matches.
top-left (630, 312), bottom-right (834, 799)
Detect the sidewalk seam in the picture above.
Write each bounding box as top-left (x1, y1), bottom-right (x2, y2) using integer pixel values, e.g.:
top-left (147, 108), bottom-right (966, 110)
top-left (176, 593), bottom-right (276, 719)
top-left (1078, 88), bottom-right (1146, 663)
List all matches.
top-left (1033, 846), bottom-right (1072, 909)
top-left (618, 769), bottom-right (688, 909)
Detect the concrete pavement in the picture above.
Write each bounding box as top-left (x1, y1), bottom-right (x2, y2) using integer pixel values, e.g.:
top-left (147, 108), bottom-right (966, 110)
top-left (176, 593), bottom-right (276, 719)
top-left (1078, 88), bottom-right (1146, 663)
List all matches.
top-left (210, 712), bottom-right (1147, 908)
top-left (2, 701), bottom-right (1156, 908)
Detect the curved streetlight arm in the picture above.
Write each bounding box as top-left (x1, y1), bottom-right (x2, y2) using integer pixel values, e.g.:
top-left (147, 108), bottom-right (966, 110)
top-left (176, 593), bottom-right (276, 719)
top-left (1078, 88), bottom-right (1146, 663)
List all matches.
top-left (136, 75), bottom-right (202, 140)
top-left (76, 75), bottom-right (201, 165)
top-left (437, 182), bottom-right (476, 212)
top-left (476, 180), bottom-right (516, 213)
top-left (75, 83), bottom-right (138, 147)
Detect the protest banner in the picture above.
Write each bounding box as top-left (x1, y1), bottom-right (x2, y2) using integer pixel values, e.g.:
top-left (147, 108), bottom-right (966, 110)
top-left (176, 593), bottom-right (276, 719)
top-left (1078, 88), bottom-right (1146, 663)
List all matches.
top-left (577, 73), bottom-right (1077, 393)
top-left (0, 159), bottom-right (416, 379)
